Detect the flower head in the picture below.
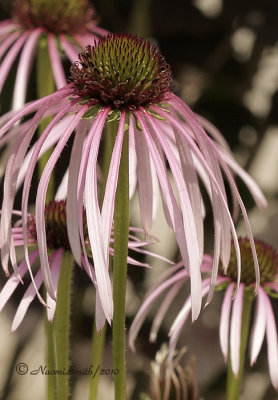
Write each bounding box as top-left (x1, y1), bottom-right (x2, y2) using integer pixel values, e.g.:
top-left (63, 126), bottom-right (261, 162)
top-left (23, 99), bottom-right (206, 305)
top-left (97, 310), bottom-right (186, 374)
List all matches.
top-left (0, 33), bottom-right (266, 326)
top-left (70, 33), bottom-right (173, 110)
top-left (0, 0), bottom-right (107, 110)
top-left (130, 238), bottom-right (278, 391)
top-left (12, 0), bottom-right (95, 34)
top-left (0, 200), bottom-right (158, 332)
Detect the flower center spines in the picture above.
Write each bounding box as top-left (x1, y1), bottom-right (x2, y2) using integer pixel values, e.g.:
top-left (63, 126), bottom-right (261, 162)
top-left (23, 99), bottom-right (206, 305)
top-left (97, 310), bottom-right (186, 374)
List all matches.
top-left (70, 33), bottom-right (173, 111)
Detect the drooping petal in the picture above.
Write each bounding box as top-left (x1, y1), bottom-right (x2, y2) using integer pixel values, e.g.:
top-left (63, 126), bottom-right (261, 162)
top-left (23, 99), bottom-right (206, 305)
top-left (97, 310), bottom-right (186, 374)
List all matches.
top-left (66, 119), bottom-right (87, 265)
top-left (46, 249), bottom-right (63, 322)
top-left (219, 282), bottom-right (235, 361)
top-left (0, 31), bottom-right (29, 92)
top-left (35, 107), bottom-right (87, 300)
top-left (134, 115), bottom-right (153, 233)
top-left (127, 115), bottom-right (137, 199)
top-left (143, 111), bottom-right (202, 320)
top-left (101, 111), bottom-right (126, 265)
top-left (129, 269), bottom-right (187, 352)
top-left (0, 250), bottom-right (38, 312)
top-left (11, 268), bottom-right (44, 332)
top-left (249, 286), bottom-right (266, 365)
top-left (48, 33), bottom-right (67, 89)
top-left (59, 33), bottom-right (79, 62)
top-left (77, 108), bottom-right (110, 283)
top-left (263, 290), bottom-right (278, 390)
top-left (229, 283), bottom-right (244, 376)
top-left (12, 28), bottom-right (43, 111)
top-left (84, 109), bottom-right (113, 324)
top-left (168, 279), bottom-right (210, 364)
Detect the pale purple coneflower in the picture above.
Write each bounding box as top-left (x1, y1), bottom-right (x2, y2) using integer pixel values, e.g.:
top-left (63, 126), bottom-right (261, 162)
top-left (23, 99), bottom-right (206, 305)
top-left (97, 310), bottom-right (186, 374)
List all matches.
top-left (0, 33), bottom-right (266, 326)
top-left (0, 200), bottom-right (161, 332)
top-left (0, 0), bottom-right (107, 110)
top-left (129, 238), bottom-right (278, 391)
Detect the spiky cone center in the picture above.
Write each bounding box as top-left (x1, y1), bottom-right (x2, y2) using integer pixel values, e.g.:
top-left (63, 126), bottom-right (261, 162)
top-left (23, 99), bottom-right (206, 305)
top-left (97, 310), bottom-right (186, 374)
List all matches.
top-left (70, 33), bottom-right (173, 110)
top-left (226, 238), bottom-right (278, 286)
top-left (27, 200), bottom-right (89, 251)
top-left (12, 0), bottom-right (95, 34)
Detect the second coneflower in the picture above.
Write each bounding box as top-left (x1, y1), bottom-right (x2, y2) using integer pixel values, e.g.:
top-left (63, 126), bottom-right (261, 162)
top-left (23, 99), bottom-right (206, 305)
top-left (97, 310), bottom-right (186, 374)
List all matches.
top-left (0, 33), bottom-right (266, 324)
top-left (130, 238), bottom-right (278, 392)
top-left (0, 200), bottom-right (158, 332)
top-left (0, 0), bottom-right (107, 110)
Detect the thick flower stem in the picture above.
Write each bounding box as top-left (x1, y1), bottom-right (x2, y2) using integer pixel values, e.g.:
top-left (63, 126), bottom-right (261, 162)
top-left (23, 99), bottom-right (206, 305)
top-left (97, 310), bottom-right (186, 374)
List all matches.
top-left (36, 35), bottom-right (55, 202)
top-left (54, 252), bottom-right (74, 400)
top-left (112, 123), bottom-right (129, 400)
top-left (227, 293), bottom-right (253, 400)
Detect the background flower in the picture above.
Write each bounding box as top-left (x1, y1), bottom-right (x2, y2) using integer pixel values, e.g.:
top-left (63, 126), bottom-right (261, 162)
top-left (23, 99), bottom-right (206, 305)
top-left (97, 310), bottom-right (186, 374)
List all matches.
top-left (0, 0), bottom-right (107, 111)
top-left (0, 200), bottom-right (163, 332)
top-left (130, 238), bottom-right (278, 391)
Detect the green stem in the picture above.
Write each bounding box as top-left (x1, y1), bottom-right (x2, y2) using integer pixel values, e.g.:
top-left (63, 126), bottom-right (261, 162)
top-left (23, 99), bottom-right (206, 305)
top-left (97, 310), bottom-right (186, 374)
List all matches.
top-left (89, 324), bottom-right (107, 400)
top-left (112, 121), bottom-right (129, 400)
top-left (227, 292), bottom-right (253, 400)
top-left (36, 35), bottom-right (55, 202)
top-left (37, 36), bottom-right (57, 400)
top-left (45, 310), bottom-right (57, 400)
top-left (54, 252), bottom-right (74, 400)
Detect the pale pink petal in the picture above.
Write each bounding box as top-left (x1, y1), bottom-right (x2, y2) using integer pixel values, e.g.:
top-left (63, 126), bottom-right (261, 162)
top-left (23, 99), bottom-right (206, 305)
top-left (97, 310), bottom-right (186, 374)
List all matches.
top-left (168, 280), bottom-right (210, 364)
top-left (59, 34), bottom-right (79, 62)
top-left (84, 109), bottom-right (113, 323)
top-left (173, 128), bottom-right (204, 258)
top-left (150, 281), bottom-right (184, 342)
top-left (220, 150), bottom-right (267, 209)
top-left (0, 250), bottom-right (38, 311)
top-left (46, 249), bottom-right (63, 322)
top-left (0, 31), bottom-right (21, 59)
top-left (230, 283), bottom-right (244, 376)
top-left (48, 33), bottom-right (67, 89)
top-left (101, 111), bottom-right (126, 264)
top-left (66, 120), bottom-right (87, 265)
top-left (11, 268), bottom-right (44, 332)
top-left (249, 286), bottom-right (266, 365)
top-left (129, 269), bottom-right (187, 352)
top-left (128, 116), bottom-right (138, 199)
top-left (134, 115), bottom-right (153, 232)
top-left (55, 169), bottom-right (69, 200)
top-left (151, 103), bottom-right (242, 295)
top-left (144, 111), bottom-right (202, 320)
top-left (135, 111), bottom-right (190, 286)
top-left (17, 113), bottom-right (74, 190)
top-left (77, 109), bottom-right (110, 282)
top-left (12, 28), bottom-right (43, 110)
top-left (0, 31), bottom-right (29, 92)
top-left (35, 107), bottom-right (87, 299)
top-left (219, 282), bottom-right (235, 361)
top-left (263, 290), bottom-right (278, 390)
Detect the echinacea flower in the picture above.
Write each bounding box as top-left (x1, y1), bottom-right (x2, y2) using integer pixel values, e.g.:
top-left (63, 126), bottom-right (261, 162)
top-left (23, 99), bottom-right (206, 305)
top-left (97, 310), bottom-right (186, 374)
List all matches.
top-left (0, 0), bottom-right (107, 110)
top-left (0, 200), bottom-right (161, 332)
top-left (0, 33), bottom-right (266, 326)
top-left (130, 238), bottom-right (278, 391)
top-left (141, 343), bottom-right (199, 400)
